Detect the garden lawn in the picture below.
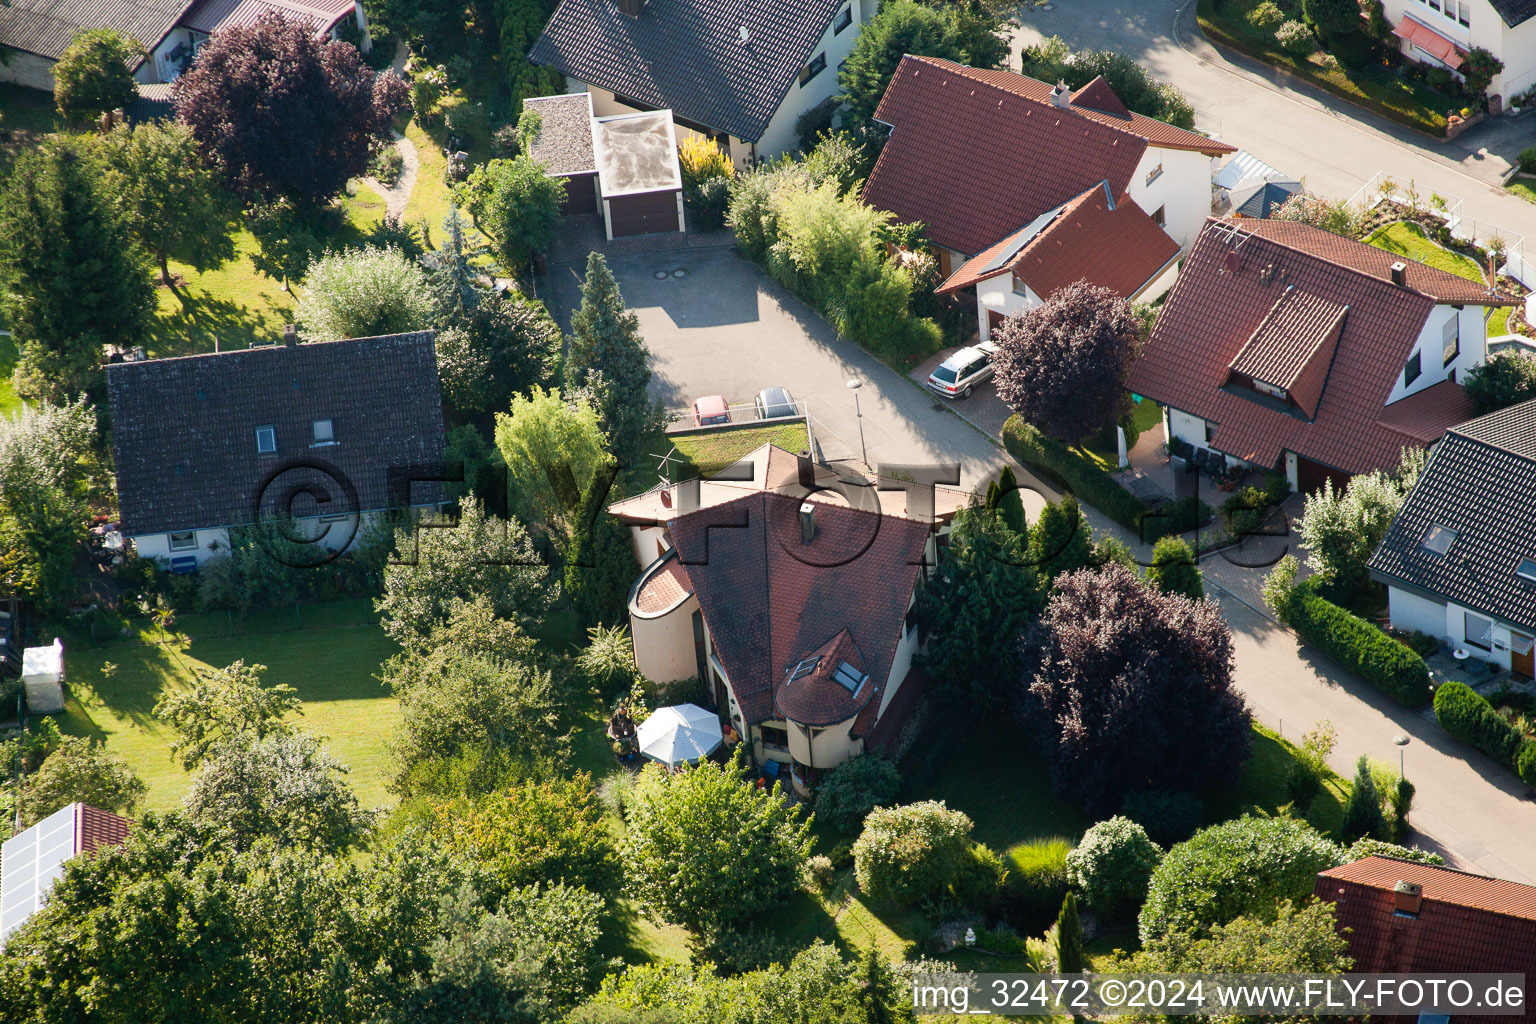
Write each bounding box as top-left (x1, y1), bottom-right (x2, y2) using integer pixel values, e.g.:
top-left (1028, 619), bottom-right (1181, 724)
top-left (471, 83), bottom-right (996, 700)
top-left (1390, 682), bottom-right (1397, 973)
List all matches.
top-left (668, 421), bottom-right (812, 478)
top-left (1488, 304), bottom-right (1516, 338)
top-left (1364, 221), bottom-right (1483, 283)
top-left (1198, 0), bottom-right (1455, 136)
top-left (1507, 178), bottom-right (1536, 206)
top-left (0, 334), bottom-right (20, 417)
top-left (1080, 398), bottom-right (1163, 475)
top-left (55, 598), bottom-right (400, 811)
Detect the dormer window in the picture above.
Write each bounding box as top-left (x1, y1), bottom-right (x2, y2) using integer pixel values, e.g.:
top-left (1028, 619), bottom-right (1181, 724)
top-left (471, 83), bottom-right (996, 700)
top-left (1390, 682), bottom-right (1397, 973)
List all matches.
top-left (312, 419), bottom-right (335, 445)
top-left (832, 660), bottom-right (867, 694)
top-left (255, 425), bottom-right (277, 453)
top-left (1253, 380), bottom-right (1289, 401)
top-left (787, 656), bottom-right (821, 680)
top-left (1421, 524), bottom-right (1456, 556)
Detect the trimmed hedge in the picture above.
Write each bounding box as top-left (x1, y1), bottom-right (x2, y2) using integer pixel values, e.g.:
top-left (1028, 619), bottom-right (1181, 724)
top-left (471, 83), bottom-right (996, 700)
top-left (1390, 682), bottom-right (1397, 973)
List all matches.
top-left (1519, 740), bottom-right (1536, 789)
top-left (1287, 584), bottom-right (1430, 706)
top-left (1003, 416), bottom-right (1208, 542)
top-left (1435, 681), bottom-right (1523, 765)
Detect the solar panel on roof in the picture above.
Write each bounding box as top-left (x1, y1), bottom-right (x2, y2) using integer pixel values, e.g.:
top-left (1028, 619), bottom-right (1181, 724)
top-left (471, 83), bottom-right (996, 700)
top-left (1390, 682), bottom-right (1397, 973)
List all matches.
top-left (1, 803), bottom-right (78, 942)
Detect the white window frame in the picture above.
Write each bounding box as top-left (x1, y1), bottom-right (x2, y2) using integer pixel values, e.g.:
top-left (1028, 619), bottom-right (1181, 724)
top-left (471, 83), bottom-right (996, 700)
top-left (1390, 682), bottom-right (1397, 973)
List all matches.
top-left (168, 530), bottom-right (198, 551)
top-left (1442, 315), bottom-right (1459, 366)
top-left (255, 425), bottom-right (277, 453)
top-left (1145, 161), bottom-right (1164, 187)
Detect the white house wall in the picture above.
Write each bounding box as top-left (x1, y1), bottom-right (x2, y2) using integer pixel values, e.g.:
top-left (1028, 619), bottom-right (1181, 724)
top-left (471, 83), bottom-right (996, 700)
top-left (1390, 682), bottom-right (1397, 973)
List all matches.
top-left (1380, 0), bottom-right (1533, 105)
top-left (1446, 600), bottom-right (1514, 670)
top-left (1135, 258), bottom-right (1182, 304)
top-left (752, 0), bottom-right (869, 159)
top-left (976, 277), bottom-right (1042, 341)
top-left (1124, 146), bottom-right (1216, 251)
top-left (131, 527), bottom-right (231, 565)
top-left (1384, 303), bottom-right (1488, 406)
top-left (1387, 585), bottom-right (1449, 638)
top-left (0, 50), bottom-right (60, 91)
top-left (630, 592), bottom-right (700, 685)
top-left (1494, 15), bottom-right (1536, 102)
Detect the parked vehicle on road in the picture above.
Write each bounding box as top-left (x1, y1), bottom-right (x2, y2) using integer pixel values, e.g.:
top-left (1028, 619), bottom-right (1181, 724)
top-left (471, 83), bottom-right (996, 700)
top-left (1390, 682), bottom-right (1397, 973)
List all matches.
top-left (926, 341), bottom-right (997, 399)
top-left (691, 395), bottom-right (731, 425)
top-left (754, 386), bottom-right (797, 420)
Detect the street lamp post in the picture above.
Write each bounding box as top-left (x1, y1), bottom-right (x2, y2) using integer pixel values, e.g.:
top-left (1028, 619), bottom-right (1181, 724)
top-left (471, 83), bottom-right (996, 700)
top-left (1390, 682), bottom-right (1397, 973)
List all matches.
top-left (1394, 734), bottom-right (1410, 777)
top-left (846, 378), bottom-right (867, 466)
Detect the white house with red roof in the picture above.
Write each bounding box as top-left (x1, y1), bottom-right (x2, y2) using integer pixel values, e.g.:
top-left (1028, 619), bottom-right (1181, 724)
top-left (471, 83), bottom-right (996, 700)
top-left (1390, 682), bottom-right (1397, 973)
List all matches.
top-left (1381, 0), bottom-right (1536, 112)
top-left (608, 444), bottom-right (968, 793)
top-left (1128, 217), bottom-right (1522, 493)
top-left (862, 56), bottom-right (1234, 340)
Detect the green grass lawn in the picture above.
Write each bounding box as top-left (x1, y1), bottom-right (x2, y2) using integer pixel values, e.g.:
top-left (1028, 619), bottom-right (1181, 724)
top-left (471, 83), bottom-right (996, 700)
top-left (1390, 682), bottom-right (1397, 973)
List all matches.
top-left (55, 598), bottom-right (400, 811)
top-left (1488, 303), bottom-right (1518, 338)
top-left (667, 421), bottom-right (812, 478)
top-left (0, 334), bottom-right (20, 418)
top-left (1081, 398), bottom-right (1163, 474)
top-left (1506, 177), bottom-right (1536, 206)
top-left (1364, 221), bottom-right (1483, 283)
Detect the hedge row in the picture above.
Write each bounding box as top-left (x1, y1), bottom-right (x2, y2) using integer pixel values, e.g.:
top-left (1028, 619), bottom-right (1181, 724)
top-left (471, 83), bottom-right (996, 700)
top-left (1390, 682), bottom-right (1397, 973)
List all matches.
top-left (1287, 585), bottom-right (1431, 706)
top-left (1435, 681), bottom-right (1536, 788)
top-left (1002, 416), bottom-right (1207, 542)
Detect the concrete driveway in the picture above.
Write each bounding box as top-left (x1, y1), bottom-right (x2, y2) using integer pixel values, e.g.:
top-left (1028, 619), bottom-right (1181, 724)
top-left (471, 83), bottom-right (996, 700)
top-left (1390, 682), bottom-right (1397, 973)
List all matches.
top-left (549, 246), bottom-right (1023, 493)
top-left (1015, 1), bottom-right (1536, 241)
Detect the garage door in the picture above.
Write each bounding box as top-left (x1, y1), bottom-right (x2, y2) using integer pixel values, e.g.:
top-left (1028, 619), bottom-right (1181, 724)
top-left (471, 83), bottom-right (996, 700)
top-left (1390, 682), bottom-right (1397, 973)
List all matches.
top-left (1295, 454), bottom-right (1349, 497)
top-left (608, 190), bottom-right (680, 238)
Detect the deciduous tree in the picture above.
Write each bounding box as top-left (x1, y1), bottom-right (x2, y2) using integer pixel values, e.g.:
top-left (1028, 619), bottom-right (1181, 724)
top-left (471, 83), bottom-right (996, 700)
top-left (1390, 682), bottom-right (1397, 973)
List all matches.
top-left (0, 137), bottom-right (155, 402)
top-left (174, 10), bottom-right (409, 208)
top-left (993, 280), bottom-right (1142, 444)
top-left (494, 385), bottom-right (609, 534)
top-left (1065, 816), bottom-right (1163, 919)
top-left (18, 737), bottom-right (145, 826)
top-left (838, 0), bottom-right (1005, 125)
top-left (53, 29), bottom-right (141, 123)
top-left (296, 244), bottom-right (437, 340)
top-left (153, 660), bottom-right (299, 769)
top-left (457, 156), bottom-right (566, 271)
top-left (1020, 563), bottom-right (1250, 814)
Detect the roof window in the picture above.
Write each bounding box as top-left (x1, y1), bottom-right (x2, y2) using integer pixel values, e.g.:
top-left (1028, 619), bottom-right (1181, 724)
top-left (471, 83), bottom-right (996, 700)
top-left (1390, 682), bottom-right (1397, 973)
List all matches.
top-left (1421, 524), bottom-right (1456, 556)
top-left (832, 660), bottom-right (867, 694)
top-left (255, 425), bottom-right (276, 454)
top-left (787, 656), bottom-right (821, 681)
top-left (312, 419), bottom-right (335, 444)
top-left (1518, 559), bottom-right (1536, 583)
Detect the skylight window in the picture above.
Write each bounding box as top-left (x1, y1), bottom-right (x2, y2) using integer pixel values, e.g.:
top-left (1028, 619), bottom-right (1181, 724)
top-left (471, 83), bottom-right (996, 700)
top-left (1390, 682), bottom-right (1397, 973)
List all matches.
top-left (255, 425), bottom-right (276, 454)
top-left (1519, 559), bottom-right (1536, 583)
top-left (832, 660), bottom-right (866, 694)
top-left (788, 656), bottom-right (821, 681)
top-left (1421, 524), bottom-right (1456, 556)
top-left (312, 419), bottom-right (334, 444)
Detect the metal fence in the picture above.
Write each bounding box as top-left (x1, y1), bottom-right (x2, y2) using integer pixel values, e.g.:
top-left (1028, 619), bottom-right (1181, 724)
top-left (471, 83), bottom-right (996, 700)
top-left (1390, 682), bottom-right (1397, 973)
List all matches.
top-left (1347, 170), bottom-right (1526, 275)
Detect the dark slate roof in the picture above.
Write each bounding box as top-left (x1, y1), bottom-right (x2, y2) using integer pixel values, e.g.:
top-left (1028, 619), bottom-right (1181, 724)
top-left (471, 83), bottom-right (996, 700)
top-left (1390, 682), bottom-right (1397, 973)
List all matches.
top-left (527, 0), bottom-right (842, 142)
top-left (108, 333), bottom-right (445, 538)
top-left (0, 0), bottom-right (190, 61)
top-left (666, 488), bottom-right (928, 728)
top-left (1231, 179), bottom-right (1300, 218)
top-left (1488, 0), bottom-right (1536, 27)
top-left (126, 83), bottom-right (176, 125)
top-left (1369, 399), bottom-right (1536, 632)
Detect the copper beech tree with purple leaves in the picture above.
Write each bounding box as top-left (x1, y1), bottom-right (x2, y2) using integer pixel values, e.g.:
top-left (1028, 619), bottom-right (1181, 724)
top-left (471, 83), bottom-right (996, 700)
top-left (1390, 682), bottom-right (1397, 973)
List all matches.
top-left (1018, 562), bottom-right (1251, 814)
top-left (173, 11), bottom-right (409, 209)
top-left (992, 279), bottom-right (1143, 444)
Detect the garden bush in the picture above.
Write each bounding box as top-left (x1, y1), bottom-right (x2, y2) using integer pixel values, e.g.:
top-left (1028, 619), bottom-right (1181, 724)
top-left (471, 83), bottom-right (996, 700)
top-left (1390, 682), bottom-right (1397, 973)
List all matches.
top-left (1004, 837), bottom-right (1071, 923)
top-left (1065, 817), bottom-right (1163, 918)
top-left (853, 801), bottom-right (973, 906)
top-left (1002, 417), bottom-right (1146, 532)
top-left (1120, 789), bottom-right (1206, 847)
top-left (813, 754), bottom-right (901, 833)
top-left (1434, 680), bottom-right (1523, 765)
top-left (1246, 0), bottom-right (1284, 26)
top-left (1275, 20), bottom-right (1315, 56)
top-left (1519, 741), bottom-right (1536, 790)
top-left (1149, 495), bottom-right (1213, 542)
top-left (1286, 584), bottom-right (1431, 705)
top-left (802, 854), bottom-right (836, 891)
top-left (369, 146), bottom-right (404, 187)
top-left (1344, 837), bottom-right (1444, 865)
top-left (953, 842), bottom-right (1010, 916)
top-left (1139, 815), bottom-right (1342, 943)
top-left (1520, 147), bottom-right (1536, 174)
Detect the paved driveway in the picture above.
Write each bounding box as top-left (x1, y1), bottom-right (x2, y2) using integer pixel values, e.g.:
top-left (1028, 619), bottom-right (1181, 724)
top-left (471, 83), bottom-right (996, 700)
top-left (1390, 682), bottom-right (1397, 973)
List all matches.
top-left (549, 246), bottom-right (1025, 494)
top-left (1014, 1), bottom-right (1536, 241)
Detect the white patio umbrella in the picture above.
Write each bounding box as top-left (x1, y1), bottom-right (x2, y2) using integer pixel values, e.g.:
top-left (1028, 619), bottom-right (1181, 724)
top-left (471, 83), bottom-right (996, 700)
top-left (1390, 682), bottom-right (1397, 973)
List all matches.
top-left (635, 703), bottom-right (723, 768)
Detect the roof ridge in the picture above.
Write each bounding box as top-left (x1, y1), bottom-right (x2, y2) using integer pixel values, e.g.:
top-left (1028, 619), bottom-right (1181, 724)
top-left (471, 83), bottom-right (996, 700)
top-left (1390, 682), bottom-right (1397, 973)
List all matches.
top-left (105, 331), bottom-right (436, 368)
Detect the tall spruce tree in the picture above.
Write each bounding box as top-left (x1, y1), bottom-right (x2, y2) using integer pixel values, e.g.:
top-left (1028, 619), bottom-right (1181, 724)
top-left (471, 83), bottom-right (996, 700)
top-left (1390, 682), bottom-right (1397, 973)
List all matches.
top-left (0, 137), bottom-right (155, 402)
top-left (1055, 891), bottom-right (1085, 973)
top-left (1341, 755), bottom-right (1386, 843)
top-left (566, 252), bottom-right (663, 467)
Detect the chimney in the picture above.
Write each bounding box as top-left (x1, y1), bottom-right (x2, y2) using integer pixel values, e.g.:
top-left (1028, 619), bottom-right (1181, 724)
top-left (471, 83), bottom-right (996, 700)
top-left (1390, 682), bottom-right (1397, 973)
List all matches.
top-left (796, 449), bottom-right (815, 490)
top-left (799, 502), bottom-right (816, 544)
top-left (1050, 79), bottom-right (1070, 108)
top-left (615, 0), bottom-right (644, 16)
top-left (283, 324), bottom-right (298, 347)
top-left (1393, 880), bottom-right (1423, 916)
top-left (1390, 260), bottom-right (1407, 287)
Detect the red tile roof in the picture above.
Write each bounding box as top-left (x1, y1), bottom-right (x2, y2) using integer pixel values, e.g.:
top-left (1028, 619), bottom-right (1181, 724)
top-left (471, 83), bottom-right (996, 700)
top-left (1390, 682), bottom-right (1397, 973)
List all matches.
top-left (634, 557), bottom-right (692, 613)
top-left (774, 628), bottom-right (877, 727)
top-left (864, 57), bottom-right (1149, 255)
top-left (74, 804), bottom-right (130, 856)
top-left (1127, 218), bottom-right (1510, 475)
top-left (1226, 287), bottom-right (1347, 419)
top-left (938, 183), bottom-right (1180, 300)
top-left (1316, 857), bottom-right (1536, 1022)
top-left (667, 489), bottom-right (929, 728)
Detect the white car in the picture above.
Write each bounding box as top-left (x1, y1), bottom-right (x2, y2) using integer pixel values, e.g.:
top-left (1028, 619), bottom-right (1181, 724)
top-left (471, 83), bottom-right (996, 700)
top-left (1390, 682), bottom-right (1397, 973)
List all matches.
top-left (926, 341), bottom-right (997, 399)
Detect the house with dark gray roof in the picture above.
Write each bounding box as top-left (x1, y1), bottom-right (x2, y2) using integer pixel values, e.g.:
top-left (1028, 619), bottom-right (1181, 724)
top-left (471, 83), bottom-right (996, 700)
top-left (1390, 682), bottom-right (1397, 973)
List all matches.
top-left (1370, 399), bottom-right (1536, 677)
top-left (107, 329), bottom-right (445, 572)
top-left (1381, 0), bottom-right (1536, 110)
top-left (528, 0), bottom-right (871, 166)
top-left (0, 0), bottom-right (365, 94)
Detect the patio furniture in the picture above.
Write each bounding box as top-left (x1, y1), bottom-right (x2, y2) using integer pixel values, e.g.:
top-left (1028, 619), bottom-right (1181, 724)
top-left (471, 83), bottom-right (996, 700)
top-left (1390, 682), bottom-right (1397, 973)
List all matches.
top-left (1454, 647), bottom-right (1471, 661)
top-left (635, 703), bottom-right (723, 769)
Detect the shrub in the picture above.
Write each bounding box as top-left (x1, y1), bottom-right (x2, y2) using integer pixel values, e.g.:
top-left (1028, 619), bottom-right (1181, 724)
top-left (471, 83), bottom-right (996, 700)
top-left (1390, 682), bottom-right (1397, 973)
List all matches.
top-left (1120, 790), bottom-right (1206, 847)
top-left (1139, 815), bottom-right (1342, 943)
top-left (802, 854), bottom-right (837, 891)
top-left (1345, 836), bottom-right (1443, 864)
top-left (1520, 147), bottom-right (1536, 174)
top-left (1518, 740), bottom-right (1536, 790)
top-left (369, 145), bottom-right (405, 187)
top-left (1287, 585), bottom-right (1431, 705)
top-left (1149, 495), bottom-right (1213, 542)
top-left (691, 175), bottom-right (732, 231)
top-left (296, 245), bottom-right (437, 342)
top-left (1065, 817), bottom-right (1163, 919)
top-left (1146, 535), bottom-right (1203, 601)
top-left (678, 134), bottom-right (734, 191)
top-left (1275, 20), bottom-right (1315, 55)
top-left (53, 28), bottom-right (142, 124)
top-left (1340, 754), bottom-right (1386, 842)
top-left (1247, 0), bottom-right (1285, 26)
top-left (1221, 486), bottom-right (1268, 539)
top-left (953, 842), bottom-right (1010, 916)
top-left (815, 755), bottom-right (901, 833)
top-left (1434, 680), bottom-right (1523, 764)
top-left (1262, 555), bottom-right (1300, 624)
top-left (1005, 837), bottom-right (1071, 923)
top-left (853, 801), bottom-right (973, 906)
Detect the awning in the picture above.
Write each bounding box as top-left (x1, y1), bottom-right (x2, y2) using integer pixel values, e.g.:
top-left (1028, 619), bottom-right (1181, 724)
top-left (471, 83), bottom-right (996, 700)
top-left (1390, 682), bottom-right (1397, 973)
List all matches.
top-left (1392, 15), bottom-right (1465, 71)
